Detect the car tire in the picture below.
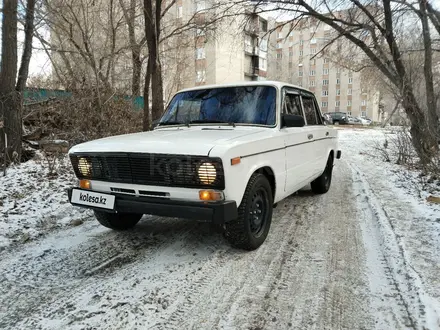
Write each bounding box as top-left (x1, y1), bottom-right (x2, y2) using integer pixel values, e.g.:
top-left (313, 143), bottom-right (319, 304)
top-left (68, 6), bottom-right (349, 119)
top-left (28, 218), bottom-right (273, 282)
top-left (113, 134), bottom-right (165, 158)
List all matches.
top-left (311, 154), bottom-right (334, 194)
top-left (94, 210), bottom-right (143, 230)
top-left (224, 173), bottom-right (273, 251)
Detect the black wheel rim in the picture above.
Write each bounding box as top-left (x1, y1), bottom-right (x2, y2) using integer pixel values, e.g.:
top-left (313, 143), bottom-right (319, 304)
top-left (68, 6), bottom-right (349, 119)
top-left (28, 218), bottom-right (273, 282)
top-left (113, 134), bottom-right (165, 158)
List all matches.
top-left (249, 188), bottom-right (269, 238)
top-left (324, 160), bottom-right (332, 189)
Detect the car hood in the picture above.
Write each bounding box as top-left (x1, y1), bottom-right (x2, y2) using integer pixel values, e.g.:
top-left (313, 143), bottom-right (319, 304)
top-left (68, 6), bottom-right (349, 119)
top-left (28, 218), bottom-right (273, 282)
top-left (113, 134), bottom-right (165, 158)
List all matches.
top-left (69, 126), bottom-right (266, 156)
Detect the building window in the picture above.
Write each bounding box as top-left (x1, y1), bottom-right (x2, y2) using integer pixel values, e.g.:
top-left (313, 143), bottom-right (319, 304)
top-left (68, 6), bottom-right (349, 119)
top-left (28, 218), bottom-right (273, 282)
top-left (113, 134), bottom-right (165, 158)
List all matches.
top-left (300, 39), bottom-right (304, 46)
top-left (322, 79), bottom-right (329, 85)
top-left (259, 39), bottom-right (268, 52)
top-left (276, 53), bottom-right (282, 59)
top-left (347, 110), bottom-right (352, 115)
top-left (289, 30), bottom-right (294, 37)
top-left (347, 100), bottom-right (352, 106)
top-left (259, 19), bottom-right (268, 32)
top-left (310, 58), bottom-right (316, 65)
top-left (196, 47), bottom-right (205, 59)
top-left (298, 81), bottom-right (303, 87)
top-left (310, 38), bottom-right (317, 44)
top-left (277, 31), bottom-right (283, 39)
top-left (298, 71), bottom-right (303, 76)
top-left (336, 89), bottom-right (340, 95)
top-left (335, 100), bottom-right (340, 107)
top-left (347, 88), bottom-right (352, 95)
top-left (362, 100), bottom-right (366, 106)
top-left (322, 101), bottom-right (328, 108)
top-left (244, 35), bottom-right (253, 53)
top-left (309, 80), bottom-right (315, 86)
top-left (310, 48), bottom-right (317, 54)
top-left (299, 50), bottom-right (303, 56)
top-left (322, 90), bottom-right (328, 96)
top-left (336, 67), bottom-right (341, 74)
top-left (196, 70), bottom-right (206, 83)
top-left (309, 70), bottom-right (315, 76)
top-left (289, 51), bottom-right (293, 57)
top-left (259, 58), bottom-right (267, 71)
top-left (324, 58), bottom-right (329, 63)
top-left (196, 28), bottom-right (205, 36)
top-left (195, 0), bottom-right (206, 12)
top-left (177, 5), bottom-right (183, 18)
top-left (323, 68), bottom-right (329, 75)
top-left (276, 43), bottom-right (282, 49)
top-left (348, 77), bottom-right (353, 84)
top-left (361, 111), bottom-right (367, 117)
top-left (336, 78), bottom-right (340, 84)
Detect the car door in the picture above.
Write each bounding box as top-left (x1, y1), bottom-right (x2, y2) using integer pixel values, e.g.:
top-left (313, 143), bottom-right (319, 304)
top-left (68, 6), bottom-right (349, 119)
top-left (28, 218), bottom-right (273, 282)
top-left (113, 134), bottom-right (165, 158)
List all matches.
top-left (281, 88), bottom-right (317, 195)
top-left (300, 92), bottom-right (330, 178)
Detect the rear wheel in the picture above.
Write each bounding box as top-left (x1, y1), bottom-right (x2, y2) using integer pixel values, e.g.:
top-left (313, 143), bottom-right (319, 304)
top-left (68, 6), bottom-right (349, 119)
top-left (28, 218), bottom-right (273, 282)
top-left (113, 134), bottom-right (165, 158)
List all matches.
top-left (311, 155), bottom-right (334, 194)
top-left (224, 173), bottom-right (273, 251)
top-left (94, 211), bottom-right (143, 230)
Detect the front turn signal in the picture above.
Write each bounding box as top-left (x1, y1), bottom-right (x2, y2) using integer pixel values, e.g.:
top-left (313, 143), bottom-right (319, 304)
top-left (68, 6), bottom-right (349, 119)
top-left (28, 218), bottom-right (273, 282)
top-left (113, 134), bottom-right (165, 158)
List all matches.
top-left (199, 190), bottom-right (224, 201)
top-left (79, 179), bottom-right (91, 189)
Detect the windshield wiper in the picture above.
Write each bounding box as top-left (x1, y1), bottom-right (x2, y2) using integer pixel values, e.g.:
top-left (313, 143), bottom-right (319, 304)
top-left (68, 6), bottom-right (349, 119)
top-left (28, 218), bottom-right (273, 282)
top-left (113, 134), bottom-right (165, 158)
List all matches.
top-left (157, 121), bottom-right (189, 127)
top-left (188, 120), bottom-right (236, 127)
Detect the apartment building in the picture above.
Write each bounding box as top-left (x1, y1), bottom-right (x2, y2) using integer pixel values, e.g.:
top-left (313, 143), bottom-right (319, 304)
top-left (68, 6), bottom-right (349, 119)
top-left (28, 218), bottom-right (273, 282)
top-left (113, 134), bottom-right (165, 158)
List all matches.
top-left (175, 3), bottom-right (270, 88)
top-left (267, 17), bottom-right (382, 121)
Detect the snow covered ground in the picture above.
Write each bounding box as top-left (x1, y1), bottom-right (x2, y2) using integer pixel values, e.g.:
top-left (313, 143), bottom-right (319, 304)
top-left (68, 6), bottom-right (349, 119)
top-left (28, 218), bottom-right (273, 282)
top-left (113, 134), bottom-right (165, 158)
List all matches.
top-left (0, 154), bottom-right (92, 249)
top-left (0, 127), bottom-right (439, 329)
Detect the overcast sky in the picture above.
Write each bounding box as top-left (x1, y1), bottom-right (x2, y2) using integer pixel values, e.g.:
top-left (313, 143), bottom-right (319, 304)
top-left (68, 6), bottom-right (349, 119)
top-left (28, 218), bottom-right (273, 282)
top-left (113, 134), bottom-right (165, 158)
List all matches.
top-left (1, 0), bottom-right (440, 84)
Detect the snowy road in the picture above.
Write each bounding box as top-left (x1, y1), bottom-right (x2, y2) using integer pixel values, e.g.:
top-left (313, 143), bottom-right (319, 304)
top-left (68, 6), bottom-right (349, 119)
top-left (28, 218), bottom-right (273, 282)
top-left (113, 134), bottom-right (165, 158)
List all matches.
top-left (1, 129), bottom-right (440, 329)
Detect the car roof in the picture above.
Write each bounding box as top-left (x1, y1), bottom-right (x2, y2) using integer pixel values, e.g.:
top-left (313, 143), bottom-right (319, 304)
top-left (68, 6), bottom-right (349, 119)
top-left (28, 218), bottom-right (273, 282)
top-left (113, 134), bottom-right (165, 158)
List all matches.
top-left (177, 80), bottom-right (312, 94)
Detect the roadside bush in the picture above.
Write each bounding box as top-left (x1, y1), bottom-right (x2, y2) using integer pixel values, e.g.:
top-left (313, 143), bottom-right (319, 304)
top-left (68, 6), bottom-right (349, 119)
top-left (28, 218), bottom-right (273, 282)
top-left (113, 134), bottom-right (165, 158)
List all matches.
top-left (23, 90), bottom-right (143, 146)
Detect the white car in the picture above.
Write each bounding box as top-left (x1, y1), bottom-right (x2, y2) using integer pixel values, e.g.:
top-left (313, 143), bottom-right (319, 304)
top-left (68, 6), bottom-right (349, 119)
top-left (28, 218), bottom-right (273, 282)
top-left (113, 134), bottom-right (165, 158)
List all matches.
top-left (67, 81), bottom-right (341, 250)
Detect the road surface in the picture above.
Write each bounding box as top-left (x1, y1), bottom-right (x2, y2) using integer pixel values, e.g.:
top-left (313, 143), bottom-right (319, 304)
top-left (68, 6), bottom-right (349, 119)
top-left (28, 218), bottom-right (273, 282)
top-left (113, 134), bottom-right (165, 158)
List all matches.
top-left (0, 159), bottom-right (434, 330)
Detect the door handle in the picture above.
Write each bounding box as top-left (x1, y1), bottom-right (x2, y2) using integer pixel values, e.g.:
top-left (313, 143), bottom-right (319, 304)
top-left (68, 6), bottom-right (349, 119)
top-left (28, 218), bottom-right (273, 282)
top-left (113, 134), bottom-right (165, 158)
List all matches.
top-left (308, 134), bottom-right (313, 140)
top-left (326, 131), bottom-right (329, 136)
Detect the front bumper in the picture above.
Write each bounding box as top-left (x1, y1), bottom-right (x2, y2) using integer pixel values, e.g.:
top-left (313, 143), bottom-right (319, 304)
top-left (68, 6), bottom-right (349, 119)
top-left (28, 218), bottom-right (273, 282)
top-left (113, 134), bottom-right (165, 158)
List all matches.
top-left (67, 188), bottom-right (238, 225)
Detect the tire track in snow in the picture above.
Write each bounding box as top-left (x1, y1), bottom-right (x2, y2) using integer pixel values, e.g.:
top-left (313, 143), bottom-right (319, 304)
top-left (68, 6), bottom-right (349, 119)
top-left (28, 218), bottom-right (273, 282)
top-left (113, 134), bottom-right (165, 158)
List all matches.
top-left (155, 199), bottom-right (299, 330)
top-left (222, 161), bottom-right (373, 330)
top-left (349, 161), bottom-right (434, 329)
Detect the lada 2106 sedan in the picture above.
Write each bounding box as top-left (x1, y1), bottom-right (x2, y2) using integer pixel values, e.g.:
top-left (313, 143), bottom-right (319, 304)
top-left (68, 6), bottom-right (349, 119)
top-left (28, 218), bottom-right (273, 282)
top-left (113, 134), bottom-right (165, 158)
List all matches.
top-left (67, 81), bottom-right (341, 250)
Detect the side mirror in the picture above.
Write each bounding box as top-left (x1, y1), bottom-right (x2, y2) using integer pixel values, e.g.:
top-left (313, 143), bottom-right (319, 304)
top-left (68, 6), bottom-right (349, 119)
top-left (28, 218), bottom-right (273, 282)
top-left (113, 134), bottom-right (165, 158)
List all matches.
top-left (282, 114), bottom-right (305, 128)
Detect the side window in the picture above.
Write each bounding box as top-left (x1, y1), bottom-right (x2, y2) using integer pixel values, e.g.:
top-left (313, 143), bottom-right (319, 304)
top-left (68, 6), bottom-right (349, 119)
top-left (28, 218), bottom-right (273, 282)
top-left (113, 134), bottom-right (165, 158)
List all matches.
top-left (283, 93), bottom-right (303, 116)
top-left (302, 96), bottom-right (319, 125)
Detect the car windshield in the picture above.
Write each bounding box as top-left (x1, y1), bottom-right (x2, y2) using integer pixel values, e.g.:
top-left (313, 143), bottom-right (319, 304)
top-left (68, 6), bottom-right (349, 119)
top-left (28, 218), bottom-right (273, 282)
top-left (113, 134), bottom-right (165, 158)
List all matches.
top-left (159, 86), bottom-right (277, 126)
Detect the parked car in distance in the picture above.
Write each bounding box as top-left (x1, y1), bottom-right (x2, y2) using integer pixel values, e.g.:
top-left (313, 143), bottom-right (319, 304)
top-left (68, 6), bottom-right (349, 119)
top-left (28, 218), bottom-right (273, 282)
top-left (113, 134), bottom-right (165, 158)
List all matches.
top-left (328, 112), bottom-right (349, 125)
top-left (67, 81), bottom-right (341, 251)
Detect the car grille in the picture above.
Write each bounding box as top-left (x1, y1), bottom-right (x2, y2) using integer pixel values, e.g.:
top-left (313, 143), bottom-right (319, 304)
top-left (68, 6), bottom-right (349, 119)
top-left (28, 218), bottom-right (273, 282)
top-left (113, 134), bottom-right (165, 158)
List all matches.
top-left (70, 153), bottom-right (225, 190)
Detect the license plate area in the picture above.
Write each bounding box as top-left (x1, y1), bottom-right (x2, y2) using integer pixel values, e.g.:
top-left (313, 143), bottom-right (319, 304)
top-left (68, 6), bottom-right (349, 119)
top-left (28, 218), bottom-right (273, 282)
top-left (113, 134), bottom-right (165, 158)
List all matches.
top-left (71, 189), bottom-right (115, 210)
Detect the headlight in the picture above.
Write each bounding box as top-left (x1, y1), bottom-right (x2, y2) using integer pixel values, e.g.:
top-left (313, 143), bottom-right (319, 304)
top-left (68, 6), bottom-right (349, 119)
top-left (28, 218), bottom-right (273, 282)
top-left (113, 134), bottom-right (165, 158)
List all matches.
top-left (198, 162), bottom-right (217, 184)
top-left (78, 157), bottom-right (92, 177)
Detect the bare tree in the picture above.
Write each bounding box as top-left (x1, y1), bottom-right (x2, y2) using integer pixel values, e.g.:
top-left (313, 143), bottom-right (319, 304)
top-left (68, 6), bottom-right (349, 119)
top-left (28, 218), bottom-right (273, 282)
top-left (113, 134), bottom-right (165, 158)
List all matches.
top-left (0, 0), bottom-right (20, 164)
top-left (17, 0), bottom-right (37, 93)
top-left (252, 0), bottom-right (439, 164)
top-left (119, 0), bottom-right (146, 97)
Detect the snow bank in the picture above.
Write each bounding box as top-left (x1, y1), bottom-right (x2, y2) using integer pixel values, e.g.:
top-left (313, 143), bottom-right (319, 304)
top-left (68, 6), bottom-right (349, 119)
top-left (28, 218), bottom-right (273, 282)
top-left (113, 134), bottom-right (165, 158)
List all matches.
top-left (0, 153), bottom-right (91, 249)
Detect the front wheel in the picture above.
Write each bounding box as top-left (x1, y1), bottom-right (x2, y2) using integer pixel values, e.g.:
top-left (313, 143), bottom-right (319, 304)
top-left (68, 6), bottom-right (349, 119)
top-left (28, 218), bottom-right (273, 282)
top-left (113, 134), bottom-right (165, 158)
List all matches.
top-left (224, 173), bottom-right (273, 251)
top-left (311, 155), bottom-right (334, 194)
top-left (94, 210), bottom-right (143, 230)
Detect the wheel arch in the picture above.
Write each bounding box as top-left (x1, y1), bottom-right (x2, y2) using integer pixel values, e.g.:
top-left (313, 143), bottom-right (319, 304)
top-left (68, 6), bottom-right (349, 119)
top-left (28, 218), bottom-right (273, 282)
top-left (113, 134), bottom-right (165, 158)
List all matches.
top-left (255, 166), bottom-right (276, 201)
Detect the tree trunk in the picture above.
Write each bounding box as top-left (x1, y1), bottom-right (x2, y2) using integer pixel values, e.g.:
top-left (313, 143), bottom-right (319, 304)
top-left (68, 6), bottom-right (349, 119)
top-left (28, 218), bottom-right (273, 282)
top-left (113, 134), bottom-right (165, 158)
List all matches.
top-left (150, 49), bottom-right (164, 122)
top-left (132, 49), bottom-right (142, 96)
top-left (143, 58), bottom-right (152, 131)
top-left (0, 0), bottom-right (21, 164)
top-left (419, 0), bottom-right (439, 139)
top-left (16, 0), bottom-right (36, 93)
top-left (401, 86), bottom-right (438, 164)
